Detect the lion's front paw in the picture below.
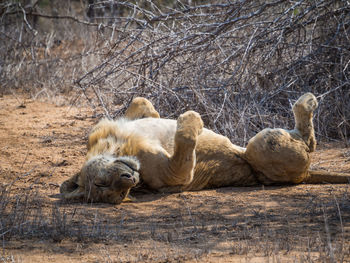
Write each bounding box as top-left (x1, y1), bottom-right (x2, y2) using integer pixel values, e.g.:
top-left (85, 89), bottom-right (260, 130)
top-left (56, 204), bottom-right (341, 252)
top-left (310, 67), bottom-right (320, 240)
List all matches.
top-left (125, 97), bottom-right (160, 120)
top-left (177, 111), bottom-right (204, 137)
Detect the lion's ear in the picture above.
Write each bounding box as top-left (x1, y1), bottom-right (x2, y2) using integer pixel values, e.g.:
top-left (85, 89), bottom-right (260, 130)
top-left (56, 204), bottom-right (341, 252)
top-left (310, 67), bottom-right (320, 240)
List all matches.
top-left (60, 173), bottom-right (85, 201)
top-left (61, 189), bottom-right (85, 201)
top-left (60, 172), bottom-right (80, 194)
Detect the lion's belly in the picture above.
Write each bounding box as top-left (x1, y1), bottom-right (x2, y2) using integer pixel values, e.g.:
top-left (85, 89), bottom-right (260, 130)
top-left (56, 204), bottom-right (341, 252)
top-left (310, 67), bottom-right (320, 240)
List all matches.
top-left (188, 130), bottom-right (257, 190)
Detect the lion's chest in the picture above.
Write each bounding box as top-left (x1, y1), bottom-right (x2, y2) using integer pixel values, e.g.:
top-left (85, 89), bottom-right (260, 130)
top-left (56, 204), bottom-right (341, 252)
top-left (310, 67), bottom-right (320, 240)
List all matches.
top-left (118, 118), bottom-right (177, 154)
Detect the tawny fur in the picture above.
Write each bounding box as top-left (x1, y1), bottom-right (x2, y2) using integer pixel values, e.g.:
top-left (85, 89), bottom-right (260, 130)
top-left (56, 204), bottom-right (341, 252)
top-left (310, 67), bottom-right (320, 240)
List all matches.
top-left (124, 97), bottom-right (160, 120)
top-left (60, 154), bottom-right (140, 204)
top-left (244, 93), bottom-right (318, 184)
top-left (60, 96), bottom-right (350, 204)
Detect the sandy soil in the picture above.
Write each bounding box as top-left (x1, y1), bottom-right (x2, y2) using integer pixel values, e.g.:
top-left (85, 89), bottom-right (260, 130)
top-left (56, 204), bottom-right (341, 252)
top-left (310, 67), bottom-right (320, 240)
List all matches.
top-left (1, 94), bottom-right (350, 263)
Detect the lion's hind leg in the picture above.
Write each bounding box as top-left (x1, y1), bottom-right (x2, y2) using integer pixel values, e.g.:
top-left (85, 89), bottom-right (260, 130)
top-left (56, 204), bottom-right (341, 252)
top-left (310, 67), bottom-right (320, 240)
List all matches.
top-left (292, 92), bottom-right (318, 152)
top-left (125, 97), bottom-right (160, 120)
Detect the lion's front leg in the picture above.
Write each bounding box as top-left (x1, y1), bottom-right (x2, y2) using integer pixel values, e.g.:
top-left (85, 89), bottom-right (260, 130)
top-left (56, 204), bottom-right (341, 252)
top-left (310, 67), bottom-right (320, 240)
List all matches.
top-left (165, 111), bottom-right (203, 186)
top-left (124, 97), bottom-right (160, 120)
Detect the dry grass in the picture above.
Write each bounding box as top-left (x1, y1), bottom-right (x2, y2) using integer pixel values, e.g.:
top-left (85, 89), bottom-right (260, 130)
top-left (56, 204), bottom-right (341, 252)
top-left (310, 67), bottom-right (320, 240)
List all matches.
top-left (1, 180), bottom-right (350, 262)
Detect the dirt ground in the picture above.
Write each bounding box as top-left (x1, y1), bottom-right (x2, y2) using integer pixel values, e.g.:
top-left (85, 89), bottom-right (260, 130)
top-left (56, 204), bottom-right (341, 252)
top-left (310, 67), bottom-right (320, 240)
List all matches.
top-left (1, 94), bottom-right (350, 263)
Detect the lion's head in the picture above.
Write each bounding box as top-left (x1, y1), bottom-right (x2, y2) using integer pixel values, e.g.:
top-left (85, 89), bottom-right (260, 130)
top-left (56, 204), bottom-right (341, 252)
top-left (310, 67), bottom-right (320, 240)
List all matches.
top-left (60, 155), bottom-right (140, 204)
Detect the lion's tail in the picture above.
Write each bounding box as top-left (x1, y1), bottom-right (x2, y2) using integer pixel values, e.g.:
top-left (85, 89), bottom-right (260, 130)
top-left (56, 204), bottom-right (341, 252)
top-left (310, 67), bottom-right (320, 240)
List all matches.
top-left (305, 170), bottom-right (350, 184)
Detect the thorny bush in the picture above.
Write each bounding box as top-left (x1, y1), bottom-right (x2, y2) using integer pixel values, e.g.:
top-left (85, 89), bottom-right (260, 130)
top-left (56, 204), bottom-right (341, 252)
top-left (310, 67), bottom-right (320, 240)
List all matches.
top-left (1, 0), bottom-right (349, 145)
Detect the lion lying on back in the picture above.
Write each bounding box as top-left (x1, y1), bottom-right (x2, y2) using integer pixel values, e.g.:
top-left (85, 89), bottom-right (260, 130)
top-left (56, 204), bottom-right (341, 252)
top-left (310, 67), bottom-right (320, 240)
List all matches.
top-left (60, 94), bottom-right (350, 204)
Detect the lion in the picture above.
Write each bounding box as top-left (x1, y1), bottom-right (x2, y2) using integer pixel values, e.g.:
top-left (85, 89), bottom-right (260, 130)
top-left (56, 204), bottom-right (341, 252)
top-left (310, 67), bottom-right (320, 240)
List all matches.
top-left (60, 93), bottom-right (350, 204)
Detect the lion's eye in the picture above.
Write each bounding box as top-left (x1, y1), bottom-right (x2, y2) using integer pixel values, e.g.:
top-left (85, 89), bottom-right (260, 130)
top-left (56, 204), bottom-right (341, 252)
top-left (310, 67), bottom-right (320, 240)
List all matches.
top-left (120, 173), bottom-right (132, 179)
top-left (95, 181), bottom-right (109, 187)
